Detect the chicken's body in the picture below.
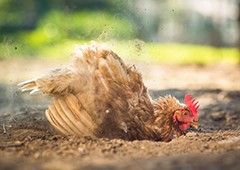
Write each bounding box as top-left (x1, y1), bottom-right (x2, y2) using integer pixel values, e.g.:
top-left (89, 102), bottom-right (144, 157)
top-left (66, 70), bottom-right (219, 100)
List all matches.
top-left (19, 43), bottom-right (199, 142)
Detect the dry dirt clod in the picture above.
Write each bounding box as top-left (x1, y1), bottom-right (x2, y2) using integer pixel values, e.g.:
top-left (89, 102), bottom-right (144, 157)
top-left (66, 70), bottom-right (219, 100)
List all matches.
top-left (0, 141), bottom-right (24, 148)
top-left (210, 112), bottom-right (226, 121)
top-left (186, 132), bottom-right (198, 137)
top-left (2, 124), bottom-right (6, 134)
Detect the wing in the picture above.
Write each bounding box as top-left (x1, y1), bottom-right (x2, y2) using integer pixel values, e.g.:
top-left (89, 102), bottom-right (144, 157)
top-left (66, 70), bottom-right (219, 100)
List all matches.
top-left (45, 93), bottom-right (96, 136)
top-left (18, 42), bottom-right (154, 137)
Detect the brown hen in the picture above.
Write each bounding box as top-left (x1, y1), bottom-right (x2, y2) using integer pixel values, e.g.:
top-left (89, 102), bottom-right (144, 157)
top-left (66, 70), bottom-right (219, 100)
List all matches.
top-left (18, 42), bottom-right (199, 142)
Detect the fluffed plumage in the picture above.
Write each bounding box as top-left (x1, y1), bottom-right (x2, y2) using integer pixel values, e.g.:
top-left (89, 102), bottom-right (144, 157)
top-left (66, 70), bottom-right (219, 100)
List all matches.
top-left (18, 42), bottom-right (199, 142)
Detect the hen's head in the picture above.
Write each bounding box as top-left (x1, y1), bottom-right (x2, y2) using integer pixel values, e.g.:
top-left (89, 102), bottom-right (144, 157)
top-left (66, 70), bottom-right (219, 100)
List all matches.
top-left (173, 94), bottom-right (199, 130)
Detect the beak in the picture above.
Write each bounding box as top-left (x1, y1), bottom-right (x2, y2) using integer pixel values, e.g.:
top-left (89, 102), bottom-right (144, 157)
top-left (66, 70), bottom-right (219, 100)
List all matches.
top-left (190, 121), bottom-right (199, 129)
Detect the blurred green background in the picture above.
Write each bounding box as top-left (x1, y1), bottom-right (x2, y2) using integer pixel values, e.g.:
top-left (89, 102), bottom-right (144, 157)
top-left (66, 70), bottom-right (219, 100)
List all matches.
top-left (0, 0), bottom-right (239, 64)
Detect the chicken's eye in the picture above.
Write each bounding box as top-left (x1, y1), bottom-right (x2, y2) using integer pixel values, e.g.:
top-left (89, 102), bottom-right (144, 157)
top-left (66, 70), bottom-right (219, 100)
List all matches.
top-left (183, 112), bottom-right (188, 116)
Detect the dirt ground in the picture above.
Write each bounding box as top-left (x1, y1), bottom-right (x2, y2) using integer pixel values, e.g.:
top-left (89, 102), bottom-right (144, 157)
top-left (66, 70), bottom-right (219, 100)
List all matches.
top-left (0, 60), bottom-right (240, 170)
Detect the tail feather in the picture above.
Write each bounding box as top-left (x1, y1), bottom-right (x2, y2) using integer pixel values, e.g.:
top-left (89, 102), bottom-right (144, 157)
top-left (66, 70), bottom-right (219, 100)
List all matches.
top-left (45, 94), bottom-right (96, 136)
top-left (18, 79), bottom-right (40, 95)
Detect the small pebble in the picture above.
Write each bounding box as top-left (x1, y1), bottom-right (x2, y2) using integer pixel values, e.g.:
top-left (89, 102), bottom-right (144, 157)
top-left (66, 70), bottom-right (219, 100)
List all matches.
top-left (78, 147), bottom-right (87, 153)
top-left (186, 132), bottom-right (198, 137)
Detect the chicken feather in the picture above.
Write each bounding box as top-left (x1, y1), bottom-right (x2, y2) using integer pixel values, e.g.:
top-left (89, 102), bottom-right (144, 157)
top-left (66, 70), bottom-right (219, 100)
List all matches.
top-left (18, 42), bottom-right (199, 141)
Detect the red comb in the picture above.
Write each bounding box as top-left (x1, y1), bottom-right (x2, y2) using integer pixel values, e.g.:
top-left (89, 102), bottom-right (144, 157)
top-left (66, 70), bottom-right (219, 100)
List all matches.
top-left (184, 94), bottom-right (199, 121)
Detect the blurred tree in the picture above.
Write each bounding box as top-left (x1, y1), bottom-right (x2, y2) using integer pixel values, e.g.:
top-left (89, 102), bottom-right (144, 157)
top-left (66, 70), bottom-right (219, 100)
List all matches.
top-left (0, 0), bottom-right (239, 48)
top-left (0, 0), bottom-right (51, 39)
top-left (0, 0), bottom-right (137, 39)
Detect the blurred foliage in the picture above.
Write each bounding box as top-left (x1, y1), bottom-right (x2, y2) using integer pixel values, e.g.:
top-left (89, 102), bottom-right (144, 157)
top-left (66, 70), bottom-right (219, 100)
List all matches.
top-left (0, 0), bottom-right (239, 64)
top-left (147, 44), bottom-right (239, 64)
top-left (24, 10), bottom-right (135, 43)
top-left (0, 10), bottom-right (135, 58)
top-left (112, 42), bottom-right (239, 64)
top-left (0, 40), bottom-right (238, 64)
top-left (18, 10), bottom-right (135, 55)
top-left (0, 0), bottom-right (136, 36)
top-left (0, 0), bottom-right (137, 58)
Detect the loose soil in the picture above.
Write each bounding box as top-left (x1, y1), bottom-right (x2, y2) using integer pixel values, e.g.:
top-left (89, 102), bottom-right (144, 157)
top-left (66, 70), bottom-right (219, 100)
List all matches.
top-left (0, 60), bottom-right (240, 170)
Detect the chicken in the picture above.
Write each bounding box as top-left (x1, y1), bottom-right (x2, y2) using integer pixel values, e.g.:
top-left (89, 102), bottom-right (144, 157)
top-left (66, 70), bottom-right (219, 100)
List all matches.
top-left (18, 42), bottom-right (199, 142)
